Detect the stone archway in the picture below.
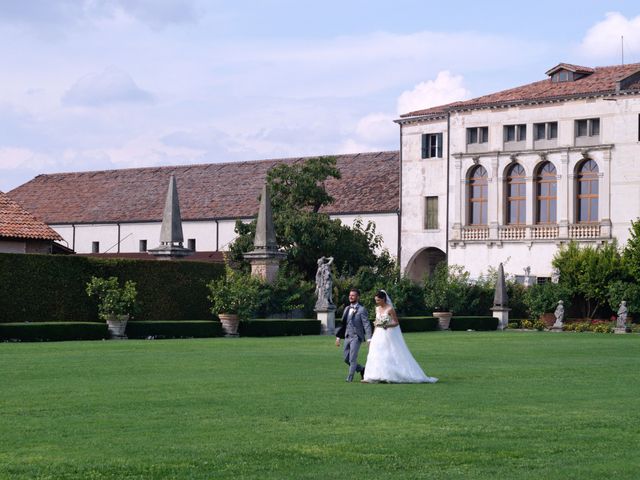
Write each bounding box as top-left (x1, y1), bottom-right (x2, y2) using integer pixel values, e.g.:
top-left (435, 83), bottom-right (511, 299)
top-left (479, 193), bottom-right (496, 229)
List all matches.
top-left (405, 247), bottom-right (446, 283)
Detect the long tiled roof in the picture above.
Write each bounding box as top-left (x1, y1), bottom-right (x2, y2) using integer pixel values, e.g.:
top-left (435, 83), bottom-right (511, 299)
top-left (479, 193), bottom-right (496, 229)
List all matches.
top-left (0, 191), bottom-right (63, 240)
top-left (401, 62), bottom-right (640, 119)
top-left (8, 151), bottom-right (399, 224)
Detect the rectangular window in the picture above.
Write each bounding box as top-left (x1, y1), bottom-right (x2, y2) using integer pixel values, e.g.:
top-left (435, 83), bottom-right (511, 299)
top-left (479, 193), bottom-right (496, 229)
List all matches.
top-left (91, 241), bottom-right (99, 253)
top-left (504, 124), bottom-right (526, 142)
top-left (188, 238), bottom-right (196, 251)
top-left (467, 127), bottom-right (488, 144)
top-left (139, 239), bottom-right (147, 252)
top-left (576, 118), bottom-right (600, 138)
top-left (424, 196), bottom-right (438, 229)
top-left (534, 122), bottom-right (558, 140)
top-left (421, 133), bottom-right (443, 158)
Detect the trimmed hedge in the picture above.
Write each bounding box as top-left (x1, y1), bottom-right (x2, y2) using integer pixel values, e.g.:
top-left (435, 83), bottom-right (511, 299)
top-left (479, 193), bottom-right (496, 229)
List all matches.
top-left (239, 319), bottom-right (321, 337)
top-left (335, 316), bottom-right (440, 334)
top-left (126, 321), bottom-right (223, 339)
top-left (397, 316), bottom-right (440, 332)
top-left (0, 253), bottom-right (224, 322)
top-left (0, 322), bottom-right (107, 342)
top-left (450, 316), bottom-right (498, 331)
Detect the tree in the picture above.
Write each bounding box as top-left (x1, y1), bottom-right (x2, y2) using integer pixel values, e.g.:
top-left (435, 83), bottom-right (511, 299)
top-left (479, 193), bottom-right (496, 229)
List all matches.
top-left (552, 241), bottom-right (623, 318)
top-left (228, 156), bottom-right (392, 279)
top-left (622, 218), bottom-right (640, 281)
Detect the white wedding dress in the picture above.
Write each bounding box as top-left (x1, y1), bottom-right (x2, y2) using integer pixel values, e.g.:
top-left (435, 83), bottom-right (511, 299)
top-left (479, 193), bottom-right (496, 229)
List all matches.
top-left (363, 312), bottom-right (438, 384)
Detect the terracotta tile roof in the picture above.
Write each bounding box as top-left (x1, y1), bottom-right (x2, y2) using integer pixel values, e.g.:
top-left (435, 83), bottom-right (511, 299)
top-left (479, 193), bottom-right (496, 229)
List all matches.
top-left (0, 191), bottom-right (63, 240)
top-left (401, 62), bottom-right (640, 119)
top-left (8, 151), bottom-right (399, 224)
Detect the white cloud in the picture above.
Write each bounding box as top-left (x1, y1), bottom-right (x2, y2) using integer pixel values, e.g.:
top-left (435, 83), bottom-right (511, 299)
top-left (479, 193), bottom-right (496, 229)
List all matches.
top-left (0, 147), bottom-right (55, 170)
top-left (580, 12), bottom-right (640, 60)
top-left (397, 71), bottom-right (470, 115)
top-left (354, 113), bottom-right (396, 144)
top-left (62, 67), bottom-right (154, 107)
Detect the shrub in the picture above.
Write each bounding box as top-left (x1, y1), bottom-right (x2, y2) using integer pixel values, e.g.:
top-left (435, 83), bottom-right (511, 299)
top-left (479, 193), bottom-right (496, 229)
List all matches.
top-left (238, 319), bottom-right (321, 336)
top-left (450, 316), bottom-right (498, 331)
top-left (0, 322), bottom-right (107, 342)
top-left (126, 321), bottom-right (223, 339)
top-left (207, 266), bottom-right (262, 320)
top-left (397, 316), bottom-right (439, 332)
top-left (0, 253), bottom-right (224, 322)
top-left (86, 276), bottom-right (138, 321)
top-left (524, 281), bottom-right (572, 321)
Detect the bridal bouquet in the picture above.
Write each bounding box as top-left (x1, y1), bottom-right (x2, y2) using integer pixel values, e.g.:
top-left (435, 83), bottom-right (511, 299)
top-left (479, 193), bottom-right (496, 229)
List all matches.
top-left (374, 315), bottom-right (393, 329)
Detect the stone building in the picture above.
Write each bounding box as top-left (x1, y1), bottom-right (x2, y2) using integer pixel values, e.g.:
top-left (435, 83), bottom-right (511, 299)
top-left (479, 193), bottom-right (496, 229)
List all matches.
top-left (398, 62), bottom-right (640, 281)
top-left (0, 191), bottom-right (64, 254)
top-left (9, 152), bottom-right (399, 260)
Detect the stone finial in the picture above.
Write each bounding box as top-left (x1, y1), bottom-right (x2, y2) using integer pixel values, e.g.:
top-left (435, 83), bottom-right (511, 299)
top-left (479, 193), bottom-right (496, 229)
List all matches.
top-left (148, 175), bottom-right (193, 259)
top-left (493, 263), bottom-right (509, 307)
top-left (253, 183), bottom-right (278, 251)
top-left (244, 183), bottom-right (286, 283)
top-left (159, 175), bottom-right (184, 245)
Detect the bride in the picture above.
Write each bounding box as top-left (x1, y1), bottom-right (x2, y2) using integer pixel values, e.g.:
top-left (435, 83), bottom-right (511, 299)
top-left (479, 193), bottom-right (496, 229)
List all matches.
top-left (362, 290), bottom-right (438, 384)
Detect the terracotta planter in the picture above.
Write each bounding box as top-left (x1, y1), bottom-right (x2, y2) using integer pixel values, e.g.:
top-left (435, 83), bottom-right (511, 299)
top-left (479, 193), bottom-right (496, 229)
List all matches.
top-left (106, 314), bottom-right (129, 339)
top-left (218, 313), bottom-right (240, 337)
top-left (433, 311), bottom-right (452, 330)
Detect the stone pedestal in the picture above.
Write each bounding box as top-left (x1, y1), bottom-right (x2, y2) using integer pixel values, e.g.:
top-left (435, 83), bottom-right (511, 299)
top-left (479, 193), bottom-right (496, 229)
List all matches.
top-left (614, 327), bottom-right (628, 335)
top-left (247, 256), bottom-right (283, 284)
top-left (491, 307), bottom-right (510, 330)
top-left (316, 307), bottom-right (336, 335)
top-left (550, 326), bottom-right (564, 332)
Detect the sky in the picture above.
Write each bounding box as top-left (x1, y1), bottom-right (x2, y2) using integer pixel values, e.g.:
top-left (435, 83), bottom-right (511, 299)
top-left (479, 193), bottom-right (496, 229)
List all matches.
top-left (2, 0), bottom-right (640, 192)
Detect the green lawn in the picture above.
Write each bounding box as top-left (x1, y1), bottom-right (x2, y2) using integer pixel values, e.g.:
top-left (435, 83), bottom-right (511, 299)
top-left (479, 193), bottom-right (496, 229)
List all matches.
top-left (1, 332), bottom-right (638, 479)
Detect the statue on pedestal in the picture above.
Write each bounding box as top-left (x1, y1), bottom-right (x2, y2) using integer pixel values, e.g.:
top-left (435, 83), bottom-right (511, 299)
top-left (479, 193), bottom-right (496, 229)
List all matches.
top-left (315, 256), bottom-right (334, 310)
top-left (552, 300), bottom-right (564, 329)
top-left (617, 301), bottom-right (628, 329)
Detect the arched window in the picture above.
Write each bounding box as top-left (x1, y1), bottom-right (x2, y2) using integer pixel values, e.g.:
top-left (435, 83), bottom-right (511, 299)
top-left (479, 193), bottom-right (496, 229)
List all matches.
top-left (576, 160), bottom-right (599, 223)
top-left (536, 162), bottom-right (557, 224)
top-left (469, 165), bottom-right (488, 225)
top-left (506, 163), bottom-right (526, 225)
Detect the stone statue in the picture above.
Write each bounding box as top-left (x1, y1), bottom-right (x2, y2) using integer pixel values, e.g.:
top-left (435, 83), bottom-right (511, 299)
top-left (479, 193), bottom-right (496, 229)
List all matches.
top-left (617, 301), bottom-right (628, 329)
top-left (551, 267), bottom-right (560, 284)
top-left (523, 266), bottom-right (532, 287)
top-left (314, 256), bottom-right (334, 310)
top-left (552, 300), bottom-right (564, 328)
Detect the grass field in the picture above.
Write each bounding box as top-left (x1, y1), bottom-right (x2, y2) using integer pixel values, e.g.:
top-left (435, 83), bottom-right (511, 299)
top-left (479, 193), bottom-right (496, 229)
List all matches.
top-left (1, 331), bottom-right (638, 479)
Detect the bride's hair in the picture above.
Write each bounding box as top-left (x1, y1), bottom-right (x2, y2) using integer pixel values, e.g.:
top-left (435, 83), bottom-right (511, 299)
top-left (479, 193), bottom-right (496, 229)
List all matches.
top-left (375, 290), bottom-right (387, 301)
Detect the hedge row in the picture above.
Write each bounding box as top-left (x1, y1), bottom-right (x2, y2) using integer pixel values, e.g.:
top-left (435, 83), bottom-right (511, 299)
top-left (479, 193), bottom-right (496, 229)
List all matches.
top-left (126, 321), bottom-right (223, 339)
top-left (0, 253), bottom-right (225, 322)
top-left (0, 322), bottom-right (107, 342)
top-left (397, 316), bottom-right (440, 332)
top-left (239, 319), bottom-right (321, 337)
top-left (450, 316), bottom-right (499, 331)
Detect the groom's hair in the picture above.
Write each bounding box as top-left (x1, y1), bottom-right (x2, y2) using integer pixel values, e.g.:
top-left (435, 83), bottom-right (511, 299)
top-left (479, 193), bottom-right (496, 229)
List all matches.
top-left (349, 288), bottom-right (360, 295)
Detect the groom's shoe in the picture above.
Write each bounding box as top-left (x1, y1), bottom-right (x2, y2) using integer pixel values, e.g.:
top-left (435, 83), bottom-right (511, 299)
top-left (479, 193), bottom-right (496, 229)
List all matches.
top-left (360, 367), bottom-right (365, 380)
top-left (346, 374), bottom-right (354, 383)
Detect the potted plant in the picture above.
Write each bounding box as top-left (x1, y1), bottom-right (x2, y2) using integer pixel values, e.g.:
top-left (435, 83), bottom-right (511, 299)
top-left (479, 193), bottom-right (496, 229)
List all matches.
top-left (207, 267), bottom-right (261, 336)
top-left (424, 264), bottom-right (467, 330)
top-left (86, 276), bottom-right (138, 339)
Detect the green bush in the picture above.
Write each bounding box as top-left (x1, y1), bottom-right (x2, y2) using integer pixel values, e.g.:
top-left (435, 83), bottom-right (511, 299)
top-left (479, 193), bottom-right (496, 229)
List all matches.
top-left (126, 321), bottom-right (223, 339)
top-left (0, 253), bottom-right (224, 322)
top-left (238, 319), bottom-right (321, 337)
top-left (397, 316), bottom-right (439, 332)
top-left (450, 316), bottom-right (498, 331)
top-left (524, 281), bottom-right (572, 321)
top-left (0, 322), bottom-right (107, 342)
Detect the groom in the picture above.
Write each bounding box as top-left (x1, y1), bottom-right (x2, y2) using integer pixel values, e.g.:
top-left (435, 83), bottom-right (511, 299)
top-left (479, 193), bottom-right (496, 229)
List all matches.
top-left (335, 288), bottom-right (372, 382)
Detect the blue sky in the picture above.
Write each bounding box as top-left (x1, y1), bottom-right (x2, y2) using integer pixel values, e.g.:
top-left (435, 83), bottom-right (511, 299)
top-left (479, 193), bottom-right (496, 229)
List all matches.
top-left (2, 0), bottom-right (640, 192)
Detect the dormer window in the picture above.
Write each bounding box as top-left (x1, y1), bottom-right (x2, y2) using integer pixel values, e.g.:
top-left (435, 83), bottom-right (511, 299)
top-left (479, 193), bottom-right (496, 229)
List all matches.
top-left (546, 63), bottom-right (595, 83)
top-left (552, 71), bottom-right (571, 82)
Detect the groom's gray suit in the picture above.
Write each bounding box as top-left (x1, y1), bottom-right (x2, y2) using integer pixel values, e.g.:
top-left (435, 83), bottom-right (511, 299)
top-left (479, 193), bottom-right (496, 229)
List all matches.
top-left (336, 302), bottom-right (372, 382)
